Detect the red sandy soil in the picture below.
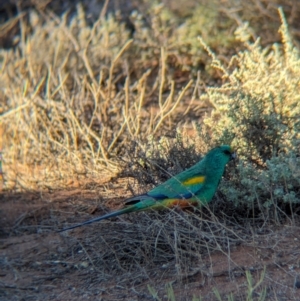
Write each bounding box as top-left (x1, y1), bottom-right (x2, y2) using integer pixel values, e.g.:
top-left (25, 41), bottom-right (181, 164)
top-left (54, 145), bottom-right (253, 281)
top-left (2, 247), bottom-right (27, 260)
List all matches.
top-left (1, 180), bottom-right (300, 301)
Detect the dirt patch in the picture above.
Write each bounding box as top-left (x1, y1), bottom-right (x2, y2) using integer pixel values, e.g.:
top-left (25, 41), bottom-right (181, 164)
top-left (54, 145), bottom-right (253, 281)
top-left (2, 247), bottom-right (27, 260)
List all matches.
top-left (1, 187), bottom-right (300, 300)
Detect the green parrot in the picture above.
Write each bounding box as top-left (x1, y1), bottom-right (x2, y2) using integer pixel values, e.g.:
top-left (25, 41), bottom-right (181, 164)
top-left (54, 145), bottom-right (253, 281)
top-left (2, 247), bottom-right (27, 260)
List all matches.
top-left (59, 145), bottom-right (235, 232)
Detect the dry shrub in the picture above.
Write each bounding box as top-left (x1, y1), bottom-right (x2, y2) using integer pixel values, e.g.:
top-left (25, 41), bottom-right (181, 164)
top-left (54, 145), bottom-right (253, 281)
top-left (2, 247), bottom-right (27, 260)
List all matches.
top-left (1, 4), bottom-right (203, 190)
top-left (117, 133), bottom-right (206, 190)
top-left (220, 0), bottom-right (300, 45)
top-left (202, 8), bottom-right (299, 156)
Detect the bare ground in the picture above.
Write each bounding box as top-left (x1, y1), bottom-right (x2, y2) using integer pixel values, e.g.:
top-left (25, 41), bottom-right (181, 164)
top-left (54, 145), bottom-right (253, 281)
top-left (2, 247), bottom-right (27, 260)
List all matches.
top-left (1, 179), bottom-right (300, 301)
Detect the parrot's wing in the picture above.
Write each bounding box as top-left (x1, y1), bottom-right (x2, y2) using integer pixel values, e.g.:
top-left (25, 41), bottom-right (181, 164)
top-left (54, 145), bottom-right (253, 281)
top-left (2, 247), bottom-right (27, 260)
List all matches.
top-left (124, 193), bottom-right (164, 205)
top-left (149, 172), bottom-right (206, 198)
top-left (125, 172), bottom-right (206, 205)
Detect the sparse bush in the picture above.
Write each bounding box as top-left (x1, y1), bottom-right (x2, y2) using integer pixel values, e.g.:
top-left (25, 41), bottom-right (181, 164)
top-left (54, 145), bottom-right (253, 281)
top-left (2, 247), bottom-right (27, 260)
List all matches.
top-left (118, 132), bottom-right (204, 188)
top-left (222, 152), bottom-right (300, 222)
top-left (200, 8), bottom-right (300, 214)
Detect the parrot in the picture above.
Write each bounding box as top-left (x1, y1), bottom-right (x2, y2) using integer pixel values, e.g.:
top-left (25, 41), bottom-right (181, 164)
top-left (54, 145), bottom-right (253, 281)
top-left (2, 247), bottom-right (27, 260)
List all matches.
top-left (58, 145), bottom-right (235, 232)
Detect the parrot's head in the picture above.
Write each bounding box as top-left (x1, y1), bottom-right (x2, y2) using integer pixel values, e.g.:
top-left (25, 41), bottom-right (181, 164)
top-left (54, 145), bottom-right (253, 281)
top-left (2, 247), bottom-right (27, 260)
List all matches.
top-left (205, 145), bottom-right (236, 173)
top-left (218, 145), bottom-right (236, 161)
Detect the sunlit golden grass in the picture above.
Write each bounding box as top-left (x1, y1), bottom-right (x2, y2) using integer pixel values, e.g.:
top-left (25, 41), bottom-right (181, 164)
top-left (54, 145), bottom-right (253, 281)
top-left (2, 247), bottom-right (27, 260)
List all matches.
top-left (0, 5), bottom-right (204, 190)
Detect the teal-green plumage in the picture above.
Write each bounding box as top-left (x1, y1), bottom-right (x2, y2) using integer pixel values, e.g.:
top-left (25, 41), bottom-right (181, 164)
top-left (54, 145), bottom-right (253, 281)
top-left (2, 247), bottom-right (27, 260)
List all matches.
top-left (59, 145), bottom-right (235, 232)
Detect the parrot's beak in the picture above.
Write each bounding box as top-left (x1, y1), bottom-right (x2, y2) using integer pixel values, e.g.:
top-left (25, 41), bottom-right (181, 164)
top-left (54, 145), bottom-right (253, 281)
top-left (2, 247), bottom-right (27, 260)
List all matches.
top-left (230, 152), bottom-right (237, 160)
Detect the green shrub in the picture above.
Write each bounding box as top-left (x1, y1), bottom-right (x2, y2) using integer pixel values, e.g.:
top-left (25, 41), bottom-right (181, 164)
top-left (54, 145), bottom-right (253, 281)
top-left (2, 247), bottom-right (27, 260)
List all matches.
top-left (200, 8), bottom-right (300, 213)
top-left (222, 152), bottom-right (300, 216)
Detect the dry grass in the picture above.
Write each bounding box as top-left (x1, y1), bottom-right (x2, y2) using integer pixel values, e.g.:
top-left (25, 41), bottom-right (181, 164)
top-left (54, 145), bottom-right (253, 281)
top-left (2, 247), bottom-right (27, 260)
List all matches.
top-left (0, 3), bottom-right (205, 190)
top-left (71, 208), bottom-right (245, 275)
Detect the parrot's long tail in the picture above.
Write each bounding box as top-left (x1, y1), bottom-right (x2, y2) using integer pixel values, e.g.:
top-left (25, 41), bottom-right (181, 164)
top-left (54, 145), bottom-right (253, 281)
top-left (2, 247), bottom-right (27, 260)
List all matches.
top-left (58, 198), bottom-right (198, 232)
top-left (57, 205), bottom-right (137, 232)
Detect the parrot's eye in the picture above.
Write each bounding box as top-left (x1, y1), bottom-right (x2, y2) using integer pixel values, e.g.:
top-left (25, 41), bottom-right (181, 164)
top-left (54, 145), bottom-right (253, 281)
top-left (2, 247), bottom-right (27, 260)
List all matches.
top-left (223, 150), bottom-right (231, 156)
